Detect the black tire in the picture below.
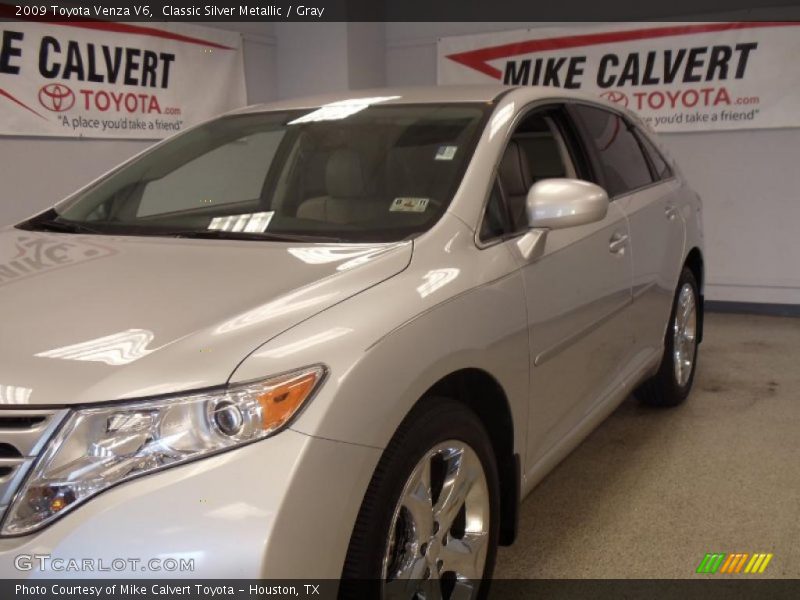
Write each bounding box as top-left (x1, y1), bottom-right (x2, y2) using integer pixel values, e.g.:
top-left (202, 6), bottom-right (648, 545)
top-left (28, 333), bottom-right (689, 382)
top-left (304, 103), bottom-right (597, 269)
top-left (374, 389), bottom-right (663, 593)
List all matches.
top-left (636, 267), bottom-right (700, 407)
top-left (340, 398), bottom-right (500, 600)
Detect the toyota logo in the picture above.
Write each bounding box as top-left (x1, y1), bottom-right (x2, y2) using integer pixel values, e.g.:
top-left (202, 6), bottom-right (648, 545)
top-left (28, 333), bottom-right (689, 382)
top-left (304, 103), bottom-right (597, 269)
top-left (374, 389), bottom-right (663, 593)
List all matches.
top-left (600, 90), bottom-right (629, 108)
top-left (38, 83), bottom-right (76, 112)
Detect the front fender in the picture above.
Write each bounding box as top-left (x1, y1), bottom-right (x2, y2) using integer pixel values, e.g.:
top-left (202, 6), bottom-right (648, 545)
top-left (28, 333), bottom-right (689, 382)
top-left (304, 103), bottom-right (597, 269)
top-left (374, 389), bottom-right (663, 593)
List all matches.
top-left (229, 215), bottom-right (529, 459)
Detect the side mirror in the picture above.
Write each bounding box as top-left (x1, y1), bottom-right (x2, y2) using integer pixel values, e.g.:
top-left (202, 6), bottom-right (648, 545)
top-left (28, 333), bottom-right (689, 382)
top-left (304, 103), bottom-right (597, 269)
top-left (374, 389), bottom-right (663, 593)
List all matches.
top-left (526, 178), bottom-right (609, 230)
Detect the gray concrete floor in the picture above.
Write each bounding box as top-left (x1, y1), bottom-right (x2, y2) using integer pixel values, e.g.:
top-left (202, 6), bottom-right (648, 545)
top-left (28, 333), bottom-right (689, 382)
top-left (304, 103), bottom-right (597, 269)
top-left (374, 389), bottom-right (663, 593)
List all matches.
top-left (495, 312), bottom-right (800, 579)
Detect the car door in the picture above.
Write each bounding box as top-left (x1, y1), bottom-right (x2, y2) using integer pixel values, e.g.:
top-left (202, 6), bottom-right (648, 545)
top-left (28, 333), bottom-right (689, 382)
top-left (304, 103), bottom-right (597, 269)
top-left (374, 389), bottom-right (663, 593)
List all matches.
top-left (570, 105), bottom-right (686, 367)
top-left (621, 128), bottom-right (687, 359)
top-left (484, 105), bottom-right (634, 467)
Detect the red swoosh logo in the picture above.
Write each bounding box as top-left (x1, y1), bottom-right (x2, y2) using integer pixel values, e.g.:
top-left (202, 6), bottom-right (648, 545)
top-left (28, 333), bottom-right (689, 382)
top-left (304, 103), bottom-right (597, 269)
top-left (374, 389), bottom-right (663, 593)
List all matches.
top-left (0, 87), bottom-right (45, 119)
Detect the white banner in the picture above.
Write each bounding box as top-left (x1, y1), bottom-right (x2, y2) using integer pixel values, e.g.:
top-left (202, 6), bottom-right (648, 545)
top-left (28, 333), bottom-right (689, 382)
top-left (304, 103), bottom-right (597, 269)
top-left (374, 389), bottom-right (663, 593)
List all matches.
top-left (0, 21), bottom-right (246, 138)
top-left (438, 22), bottom-right (800, 132)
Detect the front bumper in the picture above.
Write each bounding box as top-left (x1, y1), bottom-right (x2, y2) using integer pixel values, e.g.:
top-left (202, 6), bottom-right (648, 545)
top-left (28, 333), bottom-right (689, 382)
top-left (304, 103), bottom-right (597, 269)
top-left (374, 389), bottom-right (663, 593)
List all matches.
top-left (0, 429), bottom-right (381, 578)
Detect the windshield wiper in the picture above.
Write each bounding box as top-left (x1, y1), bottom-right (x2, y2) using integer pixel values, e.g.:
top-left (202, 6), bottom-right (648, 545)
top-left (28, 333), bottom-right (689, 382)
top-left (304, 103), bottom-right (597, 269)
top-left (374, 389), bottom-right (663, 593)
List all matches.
top-left (20, 218), bottom-right (347, 243)
top-left (165, 229), bottom-right (346, 243)
top-left (21, 218), bottom-right (105, 235)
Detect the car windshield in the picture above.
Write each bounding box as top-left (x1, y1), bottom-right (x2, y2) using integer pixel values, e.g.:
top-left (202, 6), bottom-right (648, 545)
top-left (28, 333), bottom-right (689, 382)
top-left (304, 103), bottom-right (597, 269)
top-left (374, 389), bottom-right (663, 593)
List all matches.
top-left (21, 102), bottom-right (489, 243)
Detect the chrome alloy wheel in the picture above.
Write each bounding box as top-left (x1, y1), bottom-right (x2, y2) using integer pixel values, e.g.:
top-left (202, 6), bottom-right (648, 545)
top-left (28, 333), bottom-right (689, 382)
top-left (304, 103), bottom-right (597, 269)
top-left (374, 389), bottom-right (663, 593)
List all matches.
top-left (382, 441), bottom-right (490, 600)
top-left (672, 282), bottom-right (697, 387)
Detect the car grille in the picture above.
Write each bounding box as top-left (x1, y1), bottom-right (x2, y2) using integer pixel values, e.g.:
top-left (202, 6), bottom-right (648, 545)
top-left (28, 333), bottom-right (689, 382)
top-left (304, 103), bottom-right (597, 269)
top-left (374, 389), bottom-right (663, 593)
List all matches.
top-left (0, 409), bottom-right (67, 525)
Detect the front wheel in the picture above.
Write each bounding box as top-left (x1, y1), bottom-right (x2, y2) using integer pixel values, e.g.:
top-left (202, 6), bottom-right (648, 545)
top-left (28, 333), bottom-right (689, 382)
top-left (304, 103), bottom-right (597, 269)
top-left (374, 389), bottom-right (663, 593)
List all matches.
top-left (340, 399), bottom-right (500, 599)
top-left (636, 267), bottom-right (700, 407)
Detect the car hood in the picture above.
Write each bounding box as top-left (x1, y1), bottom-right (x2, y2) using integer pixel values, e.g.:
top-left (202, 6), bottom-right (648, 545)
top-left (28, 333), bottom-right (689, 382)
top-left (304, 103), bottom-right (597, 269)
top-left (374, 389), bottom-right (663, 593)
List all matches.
top-left (0, 229), bottom-right (411, 406)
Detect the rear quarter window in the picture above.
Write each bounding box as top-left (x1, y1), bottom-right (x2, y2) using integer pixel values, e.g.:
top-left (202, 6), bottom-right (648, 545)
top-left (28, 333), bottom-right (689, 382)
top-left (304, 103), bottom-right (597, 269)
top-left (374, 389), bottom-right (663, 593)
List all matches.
top-left (636, 130), bottom-right (674, 181)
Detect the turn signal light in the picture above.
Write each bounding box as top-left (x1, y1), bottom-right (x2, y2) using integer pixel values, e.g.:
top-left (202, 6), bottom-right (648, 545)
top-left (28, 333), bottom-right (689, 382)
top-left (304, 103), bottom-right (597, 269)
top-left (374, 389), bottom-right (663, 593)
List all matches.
top-left (258, 372), bottom-right (319, 430)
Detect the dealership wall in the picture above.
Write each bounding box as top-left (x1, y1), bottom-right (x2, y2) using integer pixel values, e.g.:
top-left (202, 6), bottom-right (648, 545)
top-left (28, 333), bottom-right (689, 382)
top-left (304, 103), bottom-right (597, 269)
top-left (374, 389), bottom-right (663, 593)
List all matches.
top-left (1, 19), bottom-right (798, 305)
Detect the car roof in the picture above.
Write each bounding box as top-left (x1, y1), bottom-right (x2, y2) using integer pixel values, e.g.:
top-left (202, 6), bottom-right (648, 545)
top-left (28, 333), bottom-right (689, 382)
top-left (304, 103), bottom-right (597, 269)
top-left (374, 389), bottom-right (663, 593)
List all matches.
top-left (229, 85), bottom-right (613, 113)
top-left (226, 85), bottom-right (644, 132)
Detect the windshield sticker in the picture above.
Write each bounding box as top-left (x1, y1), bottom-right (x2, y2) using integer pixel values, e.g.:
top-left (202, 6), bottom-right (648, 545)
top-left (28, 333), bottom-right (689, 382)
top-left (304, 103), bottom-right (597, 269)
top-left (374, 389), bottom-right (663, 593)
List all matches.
top-left (390, 198), bottom-right (430, 213)
top-left (435, 145), bottom-right (458, 161)
top-left (208, 211), bottom-right (274, 233)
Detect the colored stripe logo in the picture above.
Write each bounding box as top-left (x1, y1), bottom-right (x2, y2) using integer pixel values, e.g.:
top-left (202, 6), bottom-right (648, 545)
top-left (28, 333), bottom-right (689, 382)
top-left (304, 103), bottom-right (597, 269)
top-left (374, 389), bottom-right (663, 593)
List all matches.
top-left (697, 553), bottom-right (773, 574)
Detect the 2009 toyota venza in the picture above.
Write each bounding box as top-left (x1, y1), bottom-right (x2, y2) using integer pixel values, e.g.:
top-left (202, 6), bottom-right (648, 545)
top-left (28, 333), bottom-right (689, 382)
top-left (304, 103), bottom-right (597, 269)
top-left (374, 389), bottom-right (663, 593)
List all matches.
top-left (0, 86), bottom-right (703, 595)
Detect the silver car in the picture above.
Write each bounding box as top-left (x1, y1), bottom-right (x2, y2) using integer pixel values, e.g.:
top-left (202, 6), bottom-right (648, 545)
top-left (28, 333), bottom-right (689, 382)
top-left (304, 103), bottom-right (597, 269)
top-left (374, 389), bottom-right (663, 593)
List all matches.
top-left (0, 86), bottom-right (703, 594)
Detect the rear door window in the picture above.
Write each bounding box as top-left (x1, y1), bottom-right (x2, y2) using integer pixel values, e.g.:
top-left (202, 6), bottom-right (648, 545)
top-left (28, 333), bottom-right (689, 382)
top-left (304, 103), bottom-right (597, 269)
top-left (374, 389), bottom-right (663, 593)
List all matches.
top-left (571, 105), bottom-right (653, 197)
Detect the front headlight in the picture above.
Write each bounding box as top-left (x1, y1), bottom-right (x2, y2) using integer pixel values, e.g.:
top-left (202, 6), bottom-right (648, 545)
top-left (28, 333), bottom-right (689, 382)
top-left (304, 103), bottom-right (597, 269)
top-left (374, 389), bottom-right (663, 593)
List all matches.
top-left (2, 365), bottom-right (325, 536)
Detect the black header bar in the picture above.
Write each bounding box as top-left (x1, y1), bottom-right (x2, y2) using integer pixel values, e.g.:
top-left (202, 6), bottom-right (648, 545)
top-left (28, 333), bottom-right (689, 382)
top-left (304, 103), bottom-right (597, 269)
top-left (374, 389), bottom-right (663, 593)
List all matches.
top-left (2, 0), bottom-right (800, 22)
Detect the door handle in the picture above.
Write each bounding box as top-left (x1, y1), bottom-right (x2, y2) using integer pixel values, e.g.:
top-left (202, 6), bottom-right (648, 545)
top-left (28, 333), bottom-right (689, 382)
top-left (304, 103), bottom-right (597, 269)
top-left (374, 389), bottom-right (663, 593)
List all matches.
top-left (609, 232), bottom-right (628, 254)
top-left (665, 204), bottom-right (678, 220)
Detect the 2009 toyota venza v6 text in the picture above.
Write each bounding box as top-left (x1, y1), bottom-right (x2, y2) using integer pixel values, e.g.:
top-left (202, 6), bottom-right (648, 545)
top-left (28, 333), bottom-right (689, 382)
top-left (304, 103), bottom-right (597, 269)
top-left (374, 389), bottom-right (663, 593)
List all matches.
top-left (0, 86), bottom-right (703, 595)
